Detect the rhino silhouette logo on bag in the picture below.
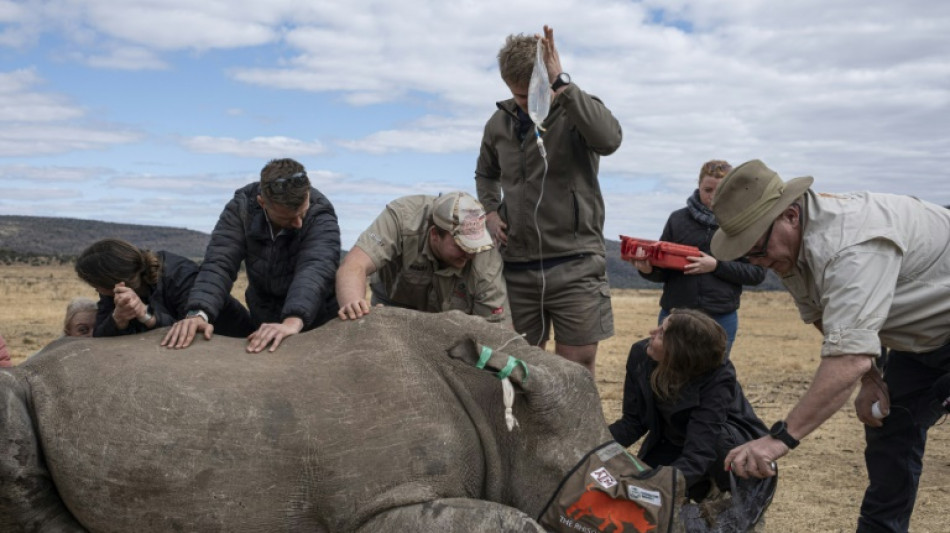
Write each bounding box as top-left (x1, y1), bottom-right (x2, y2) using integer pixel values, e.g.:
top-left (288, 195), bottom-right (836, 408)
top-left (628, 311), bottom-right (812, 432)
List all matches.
top-left (539, 441), bottom-right (686, 533)
top-left (565, 484), bottom-right (655, 532)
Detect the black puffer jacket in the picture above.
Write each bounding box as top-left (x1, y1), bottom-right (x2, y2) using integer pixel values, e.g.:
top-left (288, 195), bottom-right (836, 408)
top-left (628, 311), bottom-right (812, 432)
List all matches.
top-left (641, 196), bottom-right (765, 315)
top-left (608, 339), bottom-right (767, 488)
top-left (94, 251), bottom-right (251, 337)
top-left (187, 183), bottom-right (341, 330)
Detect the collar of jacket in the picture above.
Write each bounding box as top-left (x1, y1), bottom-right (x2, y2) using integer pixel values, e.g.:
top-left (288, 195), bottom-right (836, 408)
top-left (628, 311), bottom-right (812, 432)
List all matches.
top-left (495, 97), bottom-right (562, 125)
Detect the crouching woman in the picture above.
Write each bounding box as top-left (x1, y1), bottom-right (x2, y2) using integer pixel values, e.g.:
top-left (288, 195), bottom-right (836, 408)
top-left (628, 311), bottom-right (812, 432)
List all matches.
top-left (75, 238), bottom-right (253, 338)
top-left (609, 308), bottom-right (773, 506)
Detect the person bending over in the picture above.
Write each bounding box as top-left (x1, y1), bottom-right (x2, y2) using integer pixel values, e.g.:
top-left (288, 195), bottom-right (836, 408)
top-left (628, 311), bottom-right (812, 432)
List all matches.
top-left (336, 191), bottom-right (510, 325)
top-left (163, 158), bottom-right (340, 353)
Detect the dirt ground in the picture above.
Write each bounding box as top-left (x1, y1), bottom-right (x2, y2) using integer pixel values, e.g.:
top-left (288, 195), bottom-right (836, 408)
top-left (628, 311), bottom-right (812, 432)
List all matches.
top-left (2, 265), bottom-right (947, 531)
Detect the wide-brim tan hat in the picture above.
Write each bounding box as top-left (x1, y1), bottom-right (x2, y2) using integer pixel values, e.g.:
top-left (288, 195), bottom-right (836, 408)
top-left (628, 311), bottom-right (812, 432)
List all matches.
top-left (710, 159), bottom-right (813, 261)
top-left (432, 191), bottom-right (494, 254)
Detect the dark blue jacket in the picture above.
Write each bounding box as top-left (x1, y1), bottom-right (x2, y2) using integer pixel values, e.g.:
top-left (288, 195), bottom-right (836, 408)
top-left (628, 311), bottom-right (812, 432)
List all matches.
top-left (187, 183), bottom-right (341, 330)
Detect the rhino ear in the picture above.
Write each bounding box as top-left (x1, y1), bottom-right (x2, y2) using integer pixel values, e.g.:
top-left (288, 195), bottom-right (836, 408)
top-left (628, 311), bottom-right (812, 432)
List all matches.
top-left (447, 338), bottom-right (529, 387)
top-left (448, 337), bottom-right (530, 432)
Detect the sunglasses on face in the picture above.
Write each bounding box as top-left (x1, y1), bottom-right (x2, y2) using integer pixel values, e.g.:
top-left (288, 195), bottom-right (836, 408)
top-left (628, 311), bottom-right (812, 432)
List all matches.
top-left (745, 222), bottom-right (775, 258)
top-left (265, 171), bottom-right (309, 194)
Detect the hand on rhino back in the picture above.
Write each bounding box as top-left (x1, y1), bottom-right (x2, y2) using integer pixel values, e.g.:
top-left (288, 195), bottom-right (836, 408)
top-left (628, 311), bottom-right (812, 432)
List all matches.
top-left (1, 308), bottom-right (614, 532)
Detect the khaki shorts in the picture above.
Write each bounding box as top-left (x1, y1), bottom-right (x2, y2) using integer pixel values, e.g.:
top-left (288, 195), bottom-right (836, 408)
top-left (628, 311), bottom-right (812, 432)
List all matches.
top-left (504, 254), bottom-right (614, 346)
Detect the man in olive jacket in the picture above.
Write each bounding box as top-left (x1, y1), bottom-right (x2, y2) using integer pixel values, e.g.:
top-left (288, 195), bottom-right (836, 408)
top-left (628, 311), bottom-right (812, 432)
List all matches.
top-left (162, 158), bottom-right (340, 353)
top-left (475, 26), bottom-right (622, 374)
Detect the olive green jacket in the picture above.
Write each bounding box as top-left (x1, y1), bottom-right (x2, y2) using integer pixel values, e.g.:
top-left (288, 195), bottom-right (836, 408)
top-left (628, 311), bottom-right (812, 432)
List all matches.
top-left (475, 83), bottom-right (622, 262)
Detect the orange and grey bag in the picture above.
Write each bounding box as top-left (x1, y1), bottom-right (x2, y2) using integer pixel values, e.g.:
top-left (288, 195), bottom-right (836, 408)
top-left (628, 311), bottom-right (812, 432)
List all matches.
top-left (539, 441), bottom-right (687, 533)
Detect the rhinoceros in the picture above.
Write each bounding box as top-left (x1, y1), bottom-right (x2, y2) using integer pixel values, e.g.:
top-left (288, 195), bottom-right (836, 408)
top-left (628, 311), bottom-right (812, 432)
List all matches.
top-left (1, 307), bottom-right (667, 532)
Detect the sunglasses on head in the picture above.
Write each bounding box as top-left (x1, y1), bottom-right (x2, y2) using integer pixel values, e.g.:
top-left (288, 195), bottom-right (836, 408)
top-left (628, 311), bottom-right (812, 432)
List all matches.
top-left (703, 162), bottom-right (732, 176)
top-left (265, 171), bottom-right (309, 194)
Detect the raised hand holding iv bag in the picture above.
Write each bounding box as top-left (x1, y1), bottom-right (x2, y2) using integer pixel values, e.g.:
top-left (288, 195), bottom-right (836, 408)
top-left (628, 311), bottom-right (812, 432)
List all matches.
top-left (527, 38), bottom-right (551, 127)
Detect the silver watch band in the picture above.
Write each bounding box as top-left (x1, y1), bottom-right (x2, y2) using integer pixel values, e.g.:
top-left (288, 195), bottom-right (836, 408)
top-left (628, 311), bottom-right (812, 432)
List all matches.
top-left (137, 308), bottom-right (154, 324)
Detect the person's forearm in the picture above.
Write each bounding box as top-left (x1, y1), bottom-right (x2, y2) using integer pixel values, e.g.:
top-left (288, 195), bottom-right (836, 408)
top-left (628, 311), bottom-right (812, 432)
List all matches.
top-left (336, 264), bottom-right (369, 307)
top-left (474, 176), bottom-right (502, 212)
top-left (281, 316), bottom-right (304, 333)
top-left (785, 354), bottom-right (873, 440)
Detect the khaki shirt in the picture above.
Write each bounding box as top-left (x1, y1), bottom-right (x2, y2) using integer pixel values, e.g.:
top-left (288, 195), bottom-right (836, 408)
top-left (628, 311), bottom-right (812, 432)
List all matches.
top-left (354, 195), bottom-right (511, 325)
top-left (782, 190), bottom-right (950, 356)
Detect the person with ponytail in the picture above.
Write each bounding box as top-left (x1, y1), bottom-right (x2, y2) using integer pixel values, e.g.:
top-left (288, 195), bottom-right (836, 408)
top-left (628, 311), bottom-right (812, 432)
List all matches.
top-left (609, 308), bottom-right (772, 507)
top-left (75, 238), bottom-right (253, 338)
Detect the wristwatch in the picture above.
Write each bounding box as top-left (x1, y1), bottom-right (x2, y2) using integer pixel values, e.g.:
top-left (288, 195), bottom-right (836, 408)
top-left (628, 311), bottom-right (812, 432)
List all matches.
top-left (551, 72), bottom-right (571, 91)
top-left (137, 307), bottom-right (154, 324)
top-left (186, 309), bottom-right (209, 322)
top-left (769, 420), bottom-right (800, 449)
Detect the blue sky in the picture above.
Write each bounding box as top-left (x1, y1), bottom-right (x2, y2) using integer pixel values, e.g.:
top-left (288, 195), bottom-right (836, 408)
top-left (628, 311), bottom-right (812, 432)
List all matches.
top-left (2, 1), bottom-right (948, 249)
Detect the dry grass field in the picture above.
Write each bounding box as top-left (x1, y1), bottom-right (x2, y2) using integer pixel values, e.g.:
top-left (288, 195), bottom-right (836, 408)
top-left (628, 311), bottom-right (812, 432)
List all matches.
top-left (2, 264), bottom-right (947, 532)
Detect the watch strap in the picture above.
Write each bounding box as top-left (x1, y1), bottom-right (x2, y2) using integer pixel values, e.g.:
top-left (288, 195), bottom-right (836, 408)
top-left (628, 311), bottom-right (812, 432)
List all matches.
top-left (770, 420), bottom-right (800, 449)
top-left (186, 309), bottom-right (209, 322)
top-left (137, 307), bottom-right (154, 324)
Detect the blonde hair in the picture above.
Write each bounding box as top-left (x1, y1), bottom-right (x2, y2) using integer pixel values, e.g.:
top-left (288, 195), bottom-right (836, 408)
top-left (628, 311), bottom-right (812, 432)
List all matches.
top-left (497, 33), bottom-right (538, 87)
top-left (698, 160), bottom-right (732, 186)
top-left (650, 309), bottom-right (727, 401)
top-left (63, 297), bottom-right (97, 334)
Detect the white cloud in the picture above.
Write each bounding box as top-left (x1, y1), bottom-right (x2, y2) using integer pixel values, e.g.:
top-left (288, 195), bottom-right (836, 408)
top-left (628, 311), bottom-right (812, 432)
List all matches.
top-left (0, 69), bottom-right (84, 122)
top-left (0, 68), bottom-right (142, 155)
top-left (80, 46), bottom-right (169, 70)
top-left (0, 124), bottom-right (142, 156)
top-left (182, 136), bottom-right (328, 158)
top-left (2, 0), bottom-right (950, 247)
top-left (0, 164), bottom-right (111, 182)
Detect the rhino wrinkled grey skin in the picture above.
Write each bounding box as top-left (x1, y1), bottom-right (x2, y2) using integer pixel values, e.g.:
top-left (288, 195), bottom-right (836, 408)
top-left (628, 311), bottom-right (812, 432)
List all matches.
top-left (1, 308), bottom-right (615, 532)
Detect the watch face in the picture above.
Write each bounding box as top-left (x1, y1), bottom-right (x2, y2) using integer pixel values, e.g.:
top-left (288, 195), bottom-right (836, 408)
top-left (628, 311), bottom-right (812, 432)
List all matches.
top-left (769, 420), bottom-right (786, 436)
top-left (552, 72), bottom-right (571, 90)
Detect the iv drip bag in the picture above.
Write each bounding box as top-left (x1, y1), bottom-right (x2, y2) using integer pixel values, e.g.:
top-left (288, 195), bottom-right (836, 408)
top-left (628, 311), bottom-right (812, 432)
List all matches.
top-left (527, 39), bottom-right (551, 126)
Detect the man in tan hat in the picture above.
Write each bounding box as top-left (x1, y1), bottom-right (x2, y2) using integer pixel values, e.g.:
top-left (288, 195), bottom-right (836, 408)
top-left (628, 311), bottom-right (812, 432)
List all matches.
top-left (336, 191), bottom-right (511, 325)
top-left (711, 159), bottom-right (950, 532)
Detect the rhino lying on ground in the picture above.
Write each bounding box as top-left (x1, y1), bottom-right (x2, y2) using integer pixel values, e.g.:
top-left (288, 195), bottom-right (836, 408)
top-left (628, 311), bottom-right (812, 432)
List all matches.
top-left (1, 308), bottom-right (664, 532)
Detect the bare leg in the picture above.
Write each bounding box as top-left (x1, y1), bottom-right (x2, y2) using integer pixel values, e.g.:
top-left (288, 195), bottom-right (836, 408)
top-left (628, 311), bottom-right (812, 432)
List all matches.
top-left (555, 342), bottom-right (598, 376)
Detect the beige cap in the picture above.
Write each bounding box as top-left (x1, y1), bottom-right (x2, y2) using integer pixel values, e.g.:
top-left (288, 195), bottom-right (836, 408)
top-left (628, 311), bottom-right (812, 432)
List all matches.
top-left (710, 159), bottom-right (813, 260)
top-left (432, 192), bottom-right (494, 254)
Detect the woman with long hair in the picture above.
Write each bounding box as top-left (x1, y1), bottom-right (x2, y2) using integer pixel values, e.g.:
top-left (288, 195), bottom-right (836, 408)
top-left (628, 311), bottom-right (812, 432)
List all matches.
top-left (609, 308), bottom-right (774, 512)
top-left (75, 238), bottom-right (253, 338)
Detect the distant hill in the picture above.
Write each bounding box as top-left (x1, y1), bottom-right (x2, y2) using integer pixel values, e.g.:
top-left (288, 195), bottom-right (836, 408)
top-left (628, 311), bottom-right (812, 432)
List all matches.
top-left (0, 214), bottom-right (782, 289)
top-left (0, 215), bottom-right (211, 262)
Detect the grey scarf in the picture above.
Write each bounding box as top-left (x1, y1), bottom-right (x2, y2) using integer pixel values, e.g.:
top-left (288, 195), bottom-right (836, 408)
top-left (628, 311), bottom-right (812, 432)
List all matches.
top-left (687, 189), bottom-right (718, 228)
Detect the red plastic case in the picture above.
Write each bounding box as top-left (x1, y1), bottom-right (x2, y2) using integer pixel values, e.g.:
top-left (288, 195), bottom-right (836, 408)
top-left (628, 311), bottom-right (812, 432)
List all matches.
top-left (619, 236), bottom-right (701, 271)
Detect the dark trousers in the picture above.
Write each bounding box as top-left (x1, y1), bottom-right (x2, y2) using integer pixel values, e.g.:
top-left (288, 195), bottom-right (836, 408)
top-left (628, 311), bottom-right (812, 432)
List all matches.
top-left (857, 346), bottom-right (950, 533)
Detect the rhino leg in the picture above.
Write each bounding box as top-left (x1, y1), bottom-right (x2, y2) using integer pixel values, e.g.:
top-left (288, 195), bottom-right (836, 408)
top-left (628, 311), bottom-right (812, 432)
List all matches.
top-left (357, 498), bottom-right (546, 533)
top-left (0, 372), bottom-right (86, 532)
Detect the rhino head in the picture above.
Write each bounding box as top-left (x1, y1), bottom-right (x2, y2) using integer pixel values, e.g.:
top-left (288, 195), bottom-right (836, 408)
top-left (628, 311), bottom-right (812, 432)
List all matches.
top-left (444, 330), bottom-right (616, 520)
